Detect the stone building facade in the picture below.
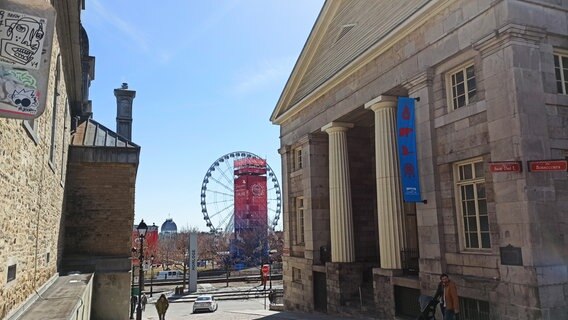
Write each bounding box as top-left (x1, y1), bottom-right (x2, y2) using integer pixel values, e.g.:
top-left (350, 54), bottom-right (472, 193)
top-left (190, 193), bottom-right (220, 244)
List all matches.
top-left (0, 0), bottom-right (88, 318)
top-left (271, 1), bottom-right (568, 319)
top-left (0, 1), bottom-right (140, 320)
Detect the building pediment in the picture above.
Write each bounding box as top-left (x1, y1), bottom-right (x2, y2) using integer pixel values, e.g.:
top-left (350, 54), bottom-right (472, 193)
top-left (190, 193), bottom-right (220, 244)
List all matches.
top-left (270, 0), bottom-right (438, 125)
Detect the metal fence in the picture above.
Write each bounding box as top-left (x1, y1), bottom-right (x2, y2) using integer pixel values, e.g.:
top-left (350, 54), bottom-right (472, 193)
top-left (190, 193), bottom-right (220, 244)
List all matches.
top-left (460, 298), bottom-right (491, 320)
top-left (400, 248), bottom-right (419, 275)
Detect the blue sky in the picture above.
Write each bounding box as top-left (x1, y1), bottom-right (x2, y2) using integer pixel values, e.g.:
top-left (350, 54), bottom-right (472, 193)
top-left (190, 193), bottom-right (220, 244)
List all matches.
top-left (82, 0), bottom-right (324, 231)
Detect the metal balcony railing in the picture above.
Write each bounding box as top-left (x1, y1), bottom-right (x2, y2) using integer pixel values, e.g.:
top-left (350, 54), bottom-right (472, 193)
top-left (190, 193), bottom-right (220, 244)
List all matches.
top-left (400, 248), bottom-right (419, 275)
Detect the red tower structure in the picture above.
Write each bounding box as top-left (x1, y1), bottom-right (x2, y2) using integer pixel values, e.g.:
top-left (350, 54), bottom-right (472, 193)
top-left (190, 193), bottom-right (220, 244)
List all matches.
top-left (232, 158), bottom-right (268, 264)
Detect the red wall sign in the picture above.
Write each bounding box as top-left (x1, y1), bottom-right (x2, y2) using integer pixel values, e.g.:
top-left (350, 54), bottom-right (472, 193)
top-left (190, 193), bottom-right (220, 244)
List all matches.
top-left (528, 160), bottom-right (568, 172)
top-left (489, 161), bottom-right (522, 173)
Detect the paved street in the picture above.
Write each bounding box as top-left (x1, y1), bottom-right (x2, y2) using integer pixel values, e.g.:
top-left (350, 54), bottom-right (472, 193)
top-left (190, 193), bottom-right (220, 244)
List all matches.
top-left (141, 297), bottom-right (365, 320)
top-left (136, 280), bottom-right (373, 320)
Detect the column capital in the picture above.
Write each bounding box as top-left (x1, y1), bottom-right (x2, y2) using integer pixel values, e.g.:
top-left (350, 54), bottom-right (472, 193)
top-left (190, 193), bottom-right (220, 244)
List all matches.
top-left (278, 145), bottom-right (291, 155)
top-left (364, 95), bottom-right (397, 112)
top-left (321, 122), bottom-right (354, 133)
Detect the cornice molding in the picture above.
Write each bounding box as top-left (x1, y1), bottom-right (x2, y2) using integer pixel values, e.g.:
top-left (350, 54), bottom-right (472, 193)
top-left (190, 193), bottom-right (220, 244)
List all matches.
top-left (402, 69), bottom-right (434, 95)
top-left (270, 1), bottom-right (342, 123)
top-left (473, 23), bottom-right (547, 58)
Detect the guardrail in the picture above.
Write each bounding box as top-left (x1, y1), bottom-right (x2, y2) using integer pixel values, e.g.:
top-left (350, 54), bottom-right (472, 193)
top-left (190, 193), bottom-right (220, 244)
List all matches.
top-left (148, 274), bottom-right (283, 286)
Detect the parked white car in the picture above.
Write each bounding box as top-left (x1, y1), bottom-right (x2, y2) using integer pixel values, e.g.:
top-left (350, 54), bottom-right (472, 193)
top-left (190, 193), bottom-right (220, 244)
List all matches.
top-left (192, 295), bottom-right (218, 313)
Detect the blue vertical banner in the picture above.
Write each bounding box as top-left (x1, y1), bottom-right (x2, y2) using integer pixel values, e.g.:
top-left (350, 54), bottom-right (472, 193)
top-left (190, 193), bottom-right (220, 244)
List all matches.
top-left (397, 97), bottom-right (422, 202)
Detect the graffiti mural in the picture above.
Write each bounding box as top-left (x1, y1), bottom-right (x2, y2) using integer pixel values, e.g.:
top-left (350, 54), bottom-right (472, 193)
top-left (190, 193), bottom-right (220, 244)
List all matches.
top-left (0, 66), bottom-right (40, 115)
top-left (0, 10), bottom-right (46, 69)
top-left (0, 3), bottom-right (54, 120)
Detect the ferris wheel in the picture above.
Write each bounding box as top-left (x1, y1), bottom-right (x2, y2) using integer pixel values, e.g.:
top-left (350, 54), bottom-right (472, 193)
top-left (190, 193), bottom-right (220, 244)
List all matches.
top-left (200, 151), bottom-right (282, 234)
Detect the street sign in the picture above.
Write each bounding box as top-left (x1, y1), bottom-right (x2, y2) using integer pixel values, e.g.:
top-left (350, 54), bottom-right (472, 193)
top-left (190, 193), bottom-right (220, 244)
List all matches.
top-left (261, 264), bottom-right (270, 277)
top-left (528, 160), bottom-right (567, 172)
top-left (489, 161), bottom-right (522, 173)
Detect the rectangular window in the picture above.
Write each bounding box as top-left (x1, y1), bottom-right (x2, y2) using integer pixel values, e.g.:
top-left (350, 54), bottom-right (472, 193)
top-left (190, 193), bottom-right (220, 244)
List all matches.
top-left (294, 147), bottom-right (303, 170)
top-left (7, 264), bottom-right (16, 282)
top-left (294, 197), bottom-right (305, 245)
top-left (455, 159), bottom-right (490, 249)
top-left (60, 103), bottom-right (69, 184)
top-left (292, 267), bottom-right (302, 282)
top-left (554, 53), bottom-right (568, 94)
top-left (448, 64), bottom-right (477, 110)
top-left (460, 297), bottom-right (490, 320)
top-left (49, 56), bottom-right (61, 166)
top-left (23, 119), bottom-right (39, 144)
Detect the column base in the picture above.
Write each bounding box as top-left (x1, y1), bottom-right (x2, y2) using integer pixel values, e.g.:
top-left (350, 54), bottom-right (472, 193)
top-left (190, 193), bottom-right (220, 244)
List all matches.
top-left (326, 262), bottom-right (377, 315)
top-left (372, 267), bottom-right (403, 319)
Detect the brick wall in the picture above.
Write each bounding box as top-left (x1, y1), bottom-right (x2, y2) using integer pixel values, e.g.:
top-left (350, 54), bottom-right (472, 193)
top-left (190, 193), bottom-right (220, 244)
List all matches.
top-left (63, 162), bottom-right (136, 256)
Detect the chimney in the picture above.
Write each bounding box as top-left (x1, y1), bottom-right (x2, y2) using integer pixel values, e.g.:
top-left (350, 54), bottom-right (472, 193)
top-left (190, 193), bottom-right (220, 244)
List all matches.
top-left (114, 82), bottom-right (136, 140)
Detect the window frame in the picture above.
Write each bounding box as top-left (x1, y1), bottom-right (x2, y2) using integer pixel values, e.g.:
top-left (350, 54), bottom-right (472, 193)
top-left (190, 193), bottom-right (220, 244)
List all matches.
top-left (446, 62), bottom-right (477, 110)
top-left (49, 55), bottom-right (62, 168)
top-left (7, 264), bottom-right (16, 282)
top-left (553, 50), bottom-right (568, 95)
top-left (460, 297), bottom-right (490, 319)
top-left (291, 197), bottom-right (305, 246)
top-left (60, 101), bottom-right (69, 185)
top-left (294, 197), bottom-right (305, 245)
top-left (294, 147), bottom-right (303, 170)
top-left (292, 267), bottom-right (302, 283)
top-left (23, 118), bottom-right (39, 144)
top-left (453, 158), bottom-right (491, 251)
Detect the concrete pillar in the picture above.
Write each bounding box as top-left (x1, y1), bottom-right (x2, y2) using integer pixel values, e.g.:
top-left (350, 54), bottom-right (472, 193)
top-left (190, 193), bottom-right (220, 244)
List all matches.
top-left (365, 95), bottom-right (406, 269)
top-left (321, 122), bottom-right (355, 263)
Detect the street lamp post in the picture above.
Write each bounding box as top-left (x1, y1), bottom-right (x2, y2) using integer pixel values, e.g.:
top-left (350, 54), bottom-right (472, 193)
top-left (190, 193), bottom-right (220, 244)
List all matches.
top-left (150, 255), bottom-right (154, 297)
top-left (136, 219), bottom-right (148, 320)
top-left (130, 247), bottom-right (137, 319)
top-left (268, 249), bottom-right (277, 290)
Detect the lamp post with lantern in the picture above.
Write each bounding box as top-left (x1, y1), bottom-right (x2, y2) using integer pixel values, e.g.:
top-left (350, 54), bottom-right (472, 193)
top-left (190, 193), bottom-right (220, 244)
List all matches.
top-left (135, 219), bottom-right (148, 320)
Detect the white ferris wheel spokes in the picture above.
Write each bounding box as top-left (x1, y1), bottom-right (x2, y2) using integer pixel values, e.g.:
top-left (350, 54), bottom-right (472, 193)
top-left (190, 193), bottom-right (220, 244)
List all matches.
top-left (200, 151), bottom-right (281, 235)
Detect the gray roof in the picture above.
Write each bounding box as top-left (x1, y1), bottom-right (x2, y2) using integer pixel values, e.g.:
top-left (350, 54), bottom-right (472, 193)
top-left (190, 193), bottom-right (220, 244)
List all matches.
top-left (70, 118), bottom-right (139, 148)
top-left (290, 0), bottom-right (430, 107)
top-left (68, 119), bottom-right (140, 165)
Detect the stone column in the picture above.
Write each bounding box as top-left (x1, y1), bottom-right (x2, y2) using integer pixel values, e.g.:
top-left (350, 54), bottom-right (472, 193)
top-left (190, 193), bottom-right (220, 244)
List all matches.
top-left (365, 95), bottom-right (405, 270)
top-left (278, 145), bottom-right (292, 255)
top-left (321, 122), bottom-right (355, 263)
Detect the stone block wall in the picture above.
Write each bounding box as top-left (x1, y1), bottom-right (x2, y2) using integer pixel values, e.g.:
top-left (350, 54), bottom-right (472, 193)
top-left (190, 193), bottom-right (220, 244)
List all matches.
top-left (346, 127), bottom-right (378, 262)
top-left (326, 262), bottom-right (369, 314)
top-left (91, 273), bottom-right (130, 320)
top-left (282, 256), bottom-right (313, 312)
top-left (0, 34), bottom-right (71, 319)
top-left (305, 134), bottom-right (330, 265)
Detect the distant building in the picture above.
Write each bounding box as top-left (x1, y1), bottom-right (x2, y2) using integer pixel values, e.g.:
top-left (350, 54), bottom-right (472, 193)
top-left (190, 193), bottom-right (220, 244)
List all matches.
top-left (272, 1), bottom-right (568, 319)
top-left (132, 223), bottom-right (159, 266)
top-left (160, 218), bottom-right (178, 236)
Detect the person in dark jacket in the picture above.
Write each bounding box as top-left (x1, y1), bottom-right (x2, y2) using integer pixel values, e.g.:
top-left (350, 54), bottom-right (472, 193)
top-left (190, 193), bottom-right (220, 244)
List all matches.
top-left (155, 294), bottom-right (169, 320)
